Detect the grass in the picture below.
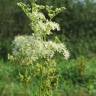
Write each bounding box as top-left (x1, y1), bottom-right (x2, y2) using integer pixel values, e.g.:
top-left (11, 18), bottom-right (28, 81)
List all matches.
top-left (0, 56), bottom-right (96, 96)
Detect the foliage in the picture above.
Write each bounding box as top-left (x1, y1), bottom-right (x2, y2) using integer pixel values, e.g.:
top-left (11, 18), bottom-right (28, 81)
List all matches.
top-left (0, 0), bottom-right (96, 96)
top-left (0, 56), bottom-right (96, 96)
top-left (57, 56), bottom-right (96, 96)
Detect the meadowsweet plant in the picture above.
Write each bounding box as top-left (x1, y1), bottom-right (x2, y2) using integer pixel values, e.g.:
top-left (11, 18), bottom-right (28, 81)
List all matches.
top-left (9, 0), bottom-right (69, 95)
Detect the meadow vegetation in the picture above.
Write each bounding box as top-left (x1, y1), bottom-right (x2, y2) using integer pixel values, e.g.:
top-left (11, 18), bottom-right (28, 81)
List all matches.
top-left (0, 0), bottom-right (96, 96)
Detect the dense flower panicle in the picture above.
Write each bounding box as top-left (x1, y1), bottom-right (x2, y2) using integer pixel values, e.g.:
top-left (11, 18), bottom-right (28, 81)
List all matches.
top-left (10, 36), bottom-right (69, 65)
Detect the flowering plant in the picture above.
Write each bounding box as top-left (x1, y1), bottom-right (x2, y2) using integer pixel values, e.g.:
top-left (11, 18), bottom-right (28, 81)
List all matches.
top-left (9, 1), bottom-right (69, 96)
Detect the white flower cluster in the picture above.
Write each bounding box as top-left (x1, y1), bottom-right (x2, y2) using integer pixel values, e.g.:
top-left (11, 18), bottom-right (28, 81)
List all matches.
top-left (9, 2), bottom-right (69, 66)
top-left (10, 35), bottom-right (69, 65)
